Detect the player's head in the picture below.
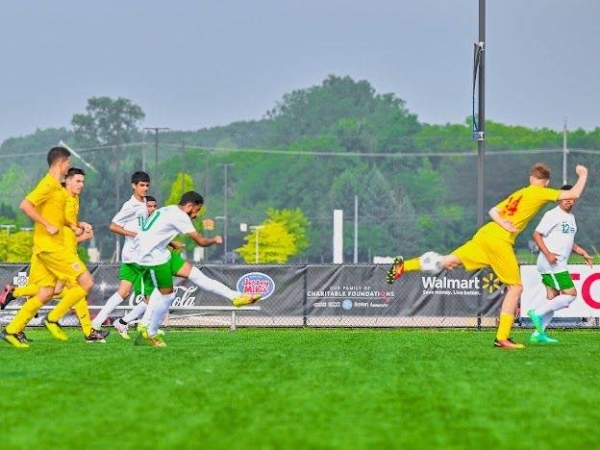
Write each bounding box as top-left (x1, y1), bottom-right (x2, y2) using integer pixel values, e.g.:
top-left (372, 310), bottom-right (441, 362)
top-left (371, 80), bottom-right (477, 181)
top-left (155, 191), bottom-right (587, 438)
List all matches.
top-left (558, 184), bottom-right (575, 212)
top-left (47, 146), bottom-right (71, 175)
top-left (529, 163), bottom-right (551, 187)
top-left (145, 195), bottom-right (157, 216)
top-left (131, 171), bottom-right (150, 199)
top-left (63, 167), bottom-right (86, 195)
top-left (178, 191), bottom-right (204, 219)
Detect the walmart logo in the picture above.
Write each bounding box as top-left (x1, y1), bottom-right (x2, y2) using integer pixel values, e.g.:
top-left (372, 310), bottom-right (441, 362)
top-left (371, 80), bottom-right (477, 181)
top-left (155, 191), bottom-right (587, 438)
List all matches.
top-left (482, 272), bottom-right (501, 293)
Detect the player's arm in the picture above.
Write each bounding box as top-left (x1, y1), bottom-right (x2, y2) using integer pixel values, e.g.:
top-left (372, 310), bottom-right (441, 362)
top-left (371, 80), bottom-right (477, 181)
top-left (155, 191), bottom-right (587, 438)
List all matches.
top-left (109, 222), bottom-right (137, 238)
top-left (532, 230), bottom-right (558, 265)
top-left (558, 165), bottom-right (588, 200)
top-left (572, 243), bottom-right (593, 266)
top-left (488, 207), bottom-right (518, 233)
top-left (19, 198), bottom-right (58, 235)
top-left (186, 231), bottom-right (222, 247)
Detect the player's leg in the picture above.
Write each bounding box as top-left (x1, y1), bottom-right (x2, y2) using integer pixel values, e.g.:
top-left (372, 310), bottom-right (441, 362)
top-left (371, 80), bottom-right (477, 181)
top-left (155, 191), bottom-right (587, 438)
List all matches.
top-left (144, 263), bottom-right (174, 347)
top-left (114, 271), bottom-right (150, 339)
top-left (175, 259), bottom-right (260, 306)
top-left (529, 277), bottom-right (575, 343)
top-left (92, 264), bottom-right (136, 330)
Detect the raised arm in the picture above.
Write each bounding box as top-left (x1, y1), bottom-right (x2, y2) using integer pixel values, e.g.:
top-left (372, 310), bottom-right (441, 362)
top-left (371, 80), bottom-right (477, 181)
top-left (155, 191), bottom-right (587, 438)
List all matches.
top-left (558, 165), bottom-right (588, 200)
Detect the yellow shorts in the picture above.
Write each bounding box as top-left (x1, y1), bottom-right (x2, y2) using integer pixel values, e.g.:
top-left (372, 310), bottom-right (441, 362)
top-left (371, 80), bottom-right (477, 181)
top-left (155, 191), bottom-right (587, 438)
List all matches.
top-left (33, 250), bottom-right (87, 288)
top-left (27, 253), bottom-right (45, 286)
top-left (452, 232), bottom-right (520, 285)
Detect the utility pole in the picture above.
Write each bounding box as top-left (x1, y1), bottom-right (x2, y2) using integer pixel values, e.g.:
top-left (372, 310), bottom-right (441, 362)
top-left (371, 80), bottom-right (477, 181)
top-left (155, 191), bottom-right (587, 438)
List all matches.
top-left (562, 117), bottom-right (568, 185)
top-left (474, 0), bottom-right (486, 227)
top-left (144, 127), bottom-right (170, 177)
top-left (181, 141), bottom-right (186, 194)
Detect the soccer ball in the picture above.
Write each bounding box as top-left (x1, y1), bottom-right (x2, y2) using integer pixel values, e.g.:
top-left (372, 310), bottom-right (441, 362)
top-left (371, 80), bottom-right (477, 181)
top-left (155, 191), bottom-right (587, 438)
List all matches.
top-left (420, 251), bottom-right (444, 275)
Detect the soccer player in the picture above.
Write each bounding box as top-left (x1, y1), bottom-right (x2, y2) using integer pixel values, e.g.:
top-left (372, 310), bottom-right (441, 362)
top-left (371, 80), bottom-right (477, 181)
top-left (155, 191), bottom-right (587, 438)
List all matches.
top-left (527, 184), bottom-right (593, 343)
top-left (0, 146), bottom-right (95, 348)
top-left (133, 191), bottom-right (260, 347)
top-left (91, 172), bottom-right (151, 333)
top-left (386, 163), bottom-right (588, 349)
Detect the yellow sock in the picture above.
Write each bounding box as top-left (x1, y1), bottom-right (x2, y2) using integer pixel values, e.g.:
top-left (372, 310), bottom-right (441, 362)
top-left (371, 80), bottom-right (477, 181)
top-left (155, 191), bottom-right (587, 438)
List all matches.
top-left (13, 284), bottom-right (39, 298)
top-left (6, 296), bottom-right (44, 334)
top-left (73, 299), bottom-right (93, 337)
top-left (404, 257), bottom-right (421, 272)
top-left (47, 285), bottom-right (86, 322)
top-left (496, 313), bottom-right (515, 341)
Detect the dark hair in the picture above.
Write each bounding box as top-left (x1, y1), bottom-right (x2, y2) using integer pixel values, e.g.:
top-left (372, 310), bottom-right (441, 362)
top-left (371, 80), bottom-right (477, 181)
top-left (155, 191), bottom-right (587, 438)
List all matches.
top-left (47, 146), bottom-right (71, 166)
top-left (131, 171), bottom-right (150, 184)
top-left (66, 167), bottom-right (85, 179)
top-left (179, 191), bottom-right (204, 206)
top-left (560, 184), bottom-right (573, 191)
top-left (145, 195), bottom-right (156, 203)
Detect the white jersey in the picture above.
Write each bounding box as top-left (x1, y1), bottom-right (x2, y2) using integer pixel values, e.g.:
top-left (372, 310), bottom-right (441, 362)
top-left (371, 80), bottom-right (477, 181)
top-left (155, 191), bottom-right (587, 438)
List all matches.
top-left (133, 204), bottom-right (196, 265)
top-left (535, 205), bottom-right (577, 274)
top-left (111, 195), bottom-right (148, 263)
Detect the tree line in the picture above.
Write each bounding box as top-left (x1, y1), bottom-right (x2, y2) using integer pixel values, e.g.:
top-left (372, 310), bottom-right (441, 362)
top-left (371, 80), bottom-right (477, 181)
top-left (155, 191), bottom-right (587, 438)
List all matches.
top-left (1, 74), bottom-right (599, 263)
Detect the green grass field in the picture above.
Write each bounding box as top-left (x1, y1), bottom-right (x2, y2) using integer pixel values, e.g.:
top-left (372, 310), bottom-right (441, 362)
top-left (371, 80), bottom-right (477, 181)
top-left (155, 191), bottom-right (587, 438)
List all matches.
top-left (1, 328), bottom-right (599, 449)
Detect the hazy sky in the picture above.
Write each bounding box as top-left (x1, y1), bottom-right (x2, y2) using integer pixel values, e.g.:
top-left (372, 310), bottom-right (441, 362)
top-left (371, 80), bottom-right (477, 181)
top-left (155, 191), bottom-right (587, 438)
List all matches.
top-left (1, 1), bottom-right (599, 144)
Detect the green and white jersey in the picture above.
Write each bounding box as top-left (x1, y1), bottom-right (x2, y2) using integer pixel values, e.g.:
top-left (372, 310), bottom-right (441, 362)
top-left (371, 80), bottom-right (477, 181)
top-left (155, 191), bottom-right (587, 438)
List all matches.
top-left (133, 205), bottom-right (196, 266)
top-left (535, 205), bottom-right (577, 274)
top-left (111, 195), bottom-right (147, 263)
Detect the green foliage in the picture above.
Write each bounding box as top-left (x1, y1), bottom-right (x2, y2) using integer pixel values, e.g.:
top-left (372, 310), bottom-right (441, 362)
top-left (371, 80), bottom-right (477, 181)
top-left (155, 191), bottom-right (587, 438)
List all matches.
top-left (0, 229), bottom-right (32, 262)
top-left (237, 221), bottom-right (297, 263)
top-left (266, 207), bottom-right (310, 255)
top-left (165, 172), bottom-right (194, 205)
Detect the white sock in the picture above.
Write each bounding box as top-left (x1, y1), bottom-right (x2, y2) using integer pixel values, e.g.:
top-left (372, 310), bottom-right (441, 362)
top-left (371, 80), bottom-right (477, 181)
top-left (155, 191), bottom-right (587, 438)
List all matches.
top-left (188, 266), bottom-right (239, 301)
top-left (92, 292), bottom-right (124, 330)
top-left (535, 294), bottom-right (576, 316)
top-left (122, 301), bottom-right (147, 323)
top-left (148, 292), bottom-right (175, 337)
top-left (541, 311), bottom-right (554, 331)
top-left (139, 289), bottom-right (161, 327)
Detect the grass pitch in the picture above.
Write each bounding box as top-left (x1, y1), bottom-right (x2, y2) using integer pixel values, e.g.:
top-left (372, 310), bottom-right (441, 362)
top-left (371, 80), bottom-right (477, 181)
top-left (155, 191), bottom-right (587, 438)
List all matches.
top-left (0, 328), bottom-right (598, 449)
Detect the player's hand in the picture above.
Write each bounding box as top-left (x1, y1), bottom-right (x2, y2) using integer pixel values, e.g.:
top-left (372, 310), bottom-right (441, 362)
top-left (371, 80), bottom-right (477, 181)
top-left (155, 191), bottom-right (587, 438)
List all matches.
top-left (213, 235), bottom-right (223, 245)
top-left (545, 252), bottom-right (559, 265)
top-left (583, 254), bottom-right (594, 267)
top-left (575, 164), bottom-right (588, 177)
top-left (79, 221), bottom-right (93, 233)
top-left (170, 241), bottom-right (185, 250)
top-left (45, 224), bottom-right (59, 235)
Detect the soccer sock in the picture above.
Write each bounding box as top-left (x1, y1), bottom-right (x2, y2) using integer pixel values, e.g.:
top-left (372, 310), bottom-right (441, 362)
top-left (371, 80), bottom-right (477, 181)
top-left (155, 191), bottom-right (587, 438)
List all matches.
top-left (122, 301), bottom-right (147, 323)
top-left (148, 292), bottom-right (175, 336)
top-left (188, 266), bottom-right (239, 300)
top-left (404, 258), bottom-right (421, 272)
top-left (541, 311), bottom-right (555, 331)
top-left (13, 284), bottom-right (39, 298)
top-left (535, 295), bottom-right (576, 316)
top-left (6, 296), bottom-right (44, 334)
top-left (47, 285), bottom-right (86, 322)
top-left (92, 292), bottom-right (124, 330)
top-left (496, 313), bottom-right (515, 341)
top-left (73, 299), bottom-right (93, 337)
top-left (139, 290), bottom-right (161, 327)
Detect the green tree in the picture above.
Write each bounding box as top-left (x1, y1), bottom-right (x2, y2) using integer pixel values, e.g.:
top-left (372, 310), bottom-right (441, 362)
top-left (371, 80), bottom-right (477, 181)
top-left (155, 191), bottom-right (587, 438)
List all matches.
top-left (0, 230), bottom-right (32, 262)
top-left (166, 173), bottom-right (195, 205)
top-left (236, 221), bottom-right (297, 264)
top-left (266, 207), bottom-right (310, 255)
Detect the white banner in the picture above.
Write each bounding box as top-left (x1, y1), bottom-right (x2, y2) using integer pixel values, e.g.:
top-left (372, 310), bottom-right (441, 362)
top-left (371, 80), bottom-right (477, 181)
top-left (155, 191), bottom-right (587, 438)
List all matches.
top-left (520, 264), bottom-right (600, 318)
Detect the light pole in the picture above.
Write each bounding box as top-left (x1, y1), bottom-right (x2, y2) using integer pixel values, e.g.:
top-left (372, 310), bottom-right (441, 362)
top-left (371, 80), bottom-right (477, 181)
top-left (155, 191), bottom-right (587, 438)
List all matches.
top-left (220, 163), bottom-right (234, 263)
top-left (0, 224), bottom-right (16, 235)
top-left (250, 225), bottom-right (264, 264)
top-left (144, 127), bottom-right (170, 174)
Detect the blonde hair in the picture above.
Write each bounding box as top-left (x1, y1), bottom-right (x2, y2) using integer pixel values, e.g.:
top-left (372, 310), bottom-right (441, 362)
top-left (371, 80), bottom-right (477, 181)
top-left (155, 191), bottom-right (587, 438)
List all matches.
top-left (530, 163), bottom-right (551, 180)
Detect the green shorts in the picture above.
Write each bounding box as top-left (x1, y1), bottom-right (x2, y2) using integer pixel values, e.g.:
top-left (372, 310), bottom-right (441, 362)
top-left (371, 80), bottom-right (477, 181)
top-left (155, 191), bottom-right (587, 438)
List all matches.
top-left (133, 252), bottom-right (187, 293)
top-left (541, 271), bottom-right (575, 291)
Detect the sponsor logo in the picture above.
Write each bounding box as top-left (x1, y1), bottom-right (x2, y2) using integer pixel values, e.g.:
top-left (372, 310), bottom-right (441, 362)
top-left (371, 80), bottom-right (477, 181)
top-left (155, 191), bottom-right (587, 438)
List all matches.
top-left (313, 301), bottom-right (327, 307)
top-left (571, 272), bottom-right (600, 309)
top-left (13, 272), bottom-right (28, 287)
top-left (482, 272), bottom-right (501, 293)
top-left (342, 299), bottom-right (353, 310)
top-left (237, 272), bottom-right (275, 299)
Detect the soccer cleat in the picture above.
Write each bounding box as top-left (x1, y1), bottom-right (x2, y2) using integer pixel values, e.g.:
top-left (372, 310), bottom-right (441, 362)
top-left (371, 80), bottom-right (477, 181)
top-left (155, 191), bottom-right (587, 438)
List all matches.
top-left (386, 256), bottom-right (405, 284)
top-left (43, 318), bottom-right (68, 342)
top-left (0, 284), bottom-right (16, 310)
top-left (0, 329), bottom-right (29, 348)
top-left (147, 333), bottom-right (167, 348)
top-left (527, 309), bottom-right (544, 335)
top-left (134, 324), bottom-right (149, 346)
top-left (16, 331), bottom-right (32, 343)
top-left (494, 338), bottom-right (525, 349)
top-left (85, 329), bottom-right (110, 343)
top-left (232, 293), bottom-right (262, 307)
top-left (113, 319), bottom-right (130, 340)
top-left (530, 331), bottom-right (558, 344)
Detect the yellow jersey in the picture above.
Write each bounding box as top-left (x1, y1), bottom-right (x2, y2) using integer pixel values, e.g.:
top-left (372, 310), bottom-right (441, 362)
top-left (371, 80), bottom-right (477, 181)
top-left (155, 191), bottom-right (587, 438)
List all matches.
top-left (25, 173), bottom-right (67, 253)
top-left (476, 185), bottom-right (560, 244)
top-left (63, 189), bottom-right (79, 254)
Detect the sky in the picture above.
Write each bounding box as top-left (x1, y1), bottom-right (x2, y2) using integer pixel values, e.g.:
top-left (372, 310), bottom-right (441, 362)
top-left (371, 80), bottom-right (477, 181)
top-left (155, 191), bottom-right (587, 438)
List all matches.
top-left (1, 0), bottom-right (599, 144)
